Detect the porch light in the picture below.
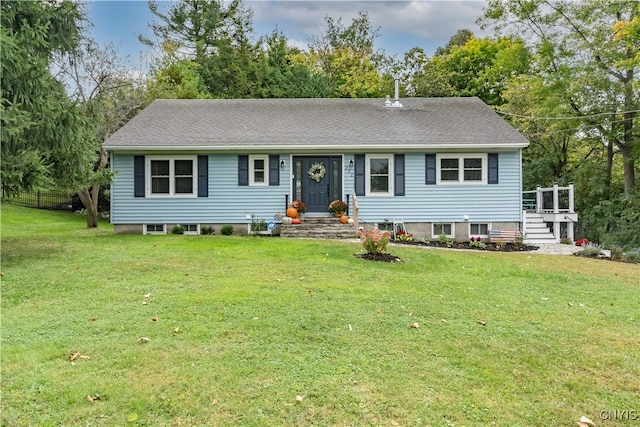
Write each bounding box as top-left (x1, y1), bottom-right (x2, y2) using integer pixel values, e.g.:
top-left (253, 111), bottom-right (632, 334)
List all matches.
top-left (280, 159), bottom-right (285, 168)
top-left (348, 159), bottom-right (354, 169)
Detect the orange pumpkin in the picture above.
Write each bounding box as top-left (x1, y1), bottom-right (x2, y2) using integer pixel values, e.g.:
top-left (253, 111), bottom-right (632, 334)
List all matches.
top-left (340, 215), bottom-right (349, 224)
top-left (286, 207), bottom-right (299, 218)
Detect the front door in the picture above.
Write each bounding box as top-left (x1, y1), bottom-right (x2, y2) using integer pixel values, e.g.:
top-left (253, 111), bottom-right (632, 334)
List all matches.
top-left (293, 156), bottom-right (342, 213)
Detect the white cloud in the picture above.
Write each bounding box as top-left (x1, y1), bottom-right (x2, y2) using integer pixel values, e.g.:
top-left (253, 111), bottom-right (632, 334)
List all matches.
top-left (249, 1), bottom-right (489, 56)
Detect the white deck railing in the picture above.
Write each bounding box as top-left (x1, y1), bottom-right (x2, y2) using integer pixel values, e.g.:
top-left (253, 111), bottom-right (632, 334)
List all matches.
top-left (522, 183), bottom-right (575, 213)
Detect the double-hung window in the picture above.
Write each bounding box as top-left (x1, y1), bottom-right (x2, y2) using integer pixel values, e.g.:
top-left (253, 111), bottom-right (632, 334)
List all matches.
top-left (437, 154), bottom-right (486, 184)
top-left (147, 156), bottom-right (196, 196)
top-left (249, 155), bottom-right (268, 186)
top-left (366, 155), bottom-right (393, 196)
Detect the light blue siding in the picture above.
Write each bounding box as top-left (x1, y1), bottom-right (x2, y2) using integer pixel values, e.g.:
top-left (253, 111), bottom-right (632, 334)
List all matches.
top-left (111, 151), bottom-right (523, 225)
top-left (111, 154), bottom-right (289, 224)
top-left (346, 151), bottom-right (523, 223)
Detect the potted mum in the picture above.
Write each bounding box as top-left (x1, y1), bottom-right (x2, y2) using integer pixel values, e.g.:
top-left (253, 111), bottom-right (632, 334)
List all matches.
top-left (328, 199), bottom-right (348, 217)
top-left (287, 200), bottom-right (307, 218)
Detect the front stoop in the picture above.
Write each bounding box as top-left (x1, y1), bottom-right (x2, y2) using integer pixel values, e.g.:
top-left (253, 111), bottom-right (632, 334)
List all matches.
top-left (280, 216), bottom-right (356, 239)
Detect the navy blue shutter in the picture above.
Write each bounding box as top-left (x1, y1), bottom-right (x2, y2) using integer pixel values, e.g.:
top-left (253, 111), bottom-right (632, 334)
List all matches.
top-left (354, 154), bottom-right (365, 196)
top-left (238, 155), bottom-right (249, 186)
top-left (488, 153), bottom-right (499, 184)
top-left (134, 155), bottom-right (145, 197)
top-left (394, 154), bottom-right (405, 196)
top-left (425, 154), bottom-right (436, 185)
top-left (269, 155), bottom-right (279, 186)
top-left (198, 155), bottom-right (208, 197)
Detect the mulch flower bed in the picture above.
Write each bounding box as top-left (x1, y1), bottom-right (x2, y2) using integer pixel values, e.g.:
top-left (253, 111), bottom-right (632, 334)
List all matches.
top-left (354, 253), bottom-right (402, 262)
top-left (393, 240), bottom-right (539, 252)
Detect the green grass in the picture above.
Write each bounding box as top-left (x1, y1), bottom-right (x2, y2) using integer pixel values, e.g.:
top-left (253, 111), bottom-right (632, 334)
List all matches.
top-left (1, 204), bottom-right (639, 426)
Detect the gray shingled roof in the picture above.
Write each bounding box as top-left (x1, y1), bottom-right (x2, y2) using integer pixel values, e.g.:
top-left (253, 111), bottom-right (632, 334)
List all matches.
top-left (103, 97), bottom-right (529, 151)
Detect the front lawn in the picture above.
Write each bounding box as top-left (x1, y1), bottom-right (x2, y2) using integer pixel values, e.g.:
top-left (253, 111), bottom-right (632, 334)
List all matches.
top-left (1, 204), bottom-right (638, 426)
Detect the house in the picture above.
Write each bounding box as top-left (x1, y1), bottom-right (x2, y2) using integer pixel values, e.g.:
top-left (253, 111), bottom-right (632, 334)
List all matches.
top-left (104, 96), bottom-right (539, 241)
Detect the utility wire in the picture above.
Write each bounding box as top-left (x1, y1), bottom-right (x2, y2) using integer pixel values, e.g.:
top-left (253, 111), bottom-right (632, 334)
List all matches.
top-left (496, 109), bottom-right (640, 121)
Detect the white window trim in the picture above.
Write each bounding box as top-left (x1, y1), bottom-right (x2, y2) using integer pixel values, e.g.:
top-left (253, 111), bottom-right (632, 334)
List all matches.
top-left (145, 224), bottom-right (166, 235)
top-left (249, 155), bottom-right (269, 186)
top-left (183, 224), bottom-right (200, 235)
top-left (436, 154), bottom-right (487, 185)
top-left (432, 222), bottom-right (455, 239)
top-left (469, 222), bottom-right (491, 238)
top-left (365, 154), bottom-right (393, 196)
top-left (146, 155), bottom-right (197, 197)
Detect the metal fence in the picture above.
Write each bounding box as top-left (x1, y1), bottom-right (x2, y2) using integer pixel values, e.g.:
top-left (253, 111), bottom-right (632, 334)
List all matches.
top-left (4, 190), bottom-right (75, 211)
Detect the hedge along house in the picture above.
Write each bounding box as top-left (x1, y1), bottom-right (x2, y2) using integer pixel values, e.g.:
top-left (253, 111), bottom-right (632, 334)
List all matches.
top-left (103, 97), bottom-right (530, 240)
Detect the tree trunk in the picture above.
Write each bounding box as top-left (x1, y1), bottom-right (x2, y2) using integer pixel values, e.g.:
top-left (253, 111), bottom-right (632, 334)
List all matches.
top-left (77, 187), bottom-right (98, 228)
top-left (76, 146), bottom-right (109, 228)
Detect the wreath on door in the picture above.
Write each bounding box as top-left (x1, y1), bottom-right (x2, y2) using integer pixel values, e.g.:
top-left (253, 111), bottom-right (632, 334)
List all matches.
top-left (308, 162), bottom-right (326, 182)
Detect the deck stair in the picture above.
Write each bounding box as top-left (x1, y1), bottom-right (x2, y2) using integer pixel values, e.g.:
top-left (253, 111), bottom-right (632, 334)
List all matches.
top-left (523, 212), bottom-right (557, 244)
top-left (280, 216), bottom-right (356, 239)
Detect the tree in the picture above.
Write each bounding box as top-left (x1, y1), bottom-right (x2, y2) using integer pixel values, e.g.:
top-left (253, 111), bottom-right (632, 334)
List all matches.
top-left (1, 0), bottom-right (94, 197)
top-left (306, 12), bottom-right (383, 98)
top-left (435, 28), bottom-right (474, 56)
top-left (481, 0), bottom-right (640, 196)
top-left (413, 35), bottom-right (530, 104)
top-left (141, 0), bottom-right (265, 98)
top-left (54, 40), bottom-right (148, 227)
top-left (257, 30), bottom-right (332, 98)
top-left (140, 0), bottom-right (252, 62)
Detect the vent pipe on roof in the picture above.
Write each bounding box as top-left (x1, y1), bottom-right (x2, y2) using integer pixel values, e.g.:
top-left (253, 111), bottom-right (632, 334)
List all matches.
top-left (384, 75), bottom-right (402, 108)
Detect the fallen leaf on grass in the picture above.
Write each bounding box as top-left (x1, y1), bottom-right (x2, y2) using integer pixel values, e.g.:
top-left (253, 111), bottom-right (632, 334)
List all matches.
top-left (391, 420), bottom-right (400, 426)
top-left (295, 395), bottom-right (304, 403)
top-left (440, 319), bottom-right (448, 323)
top-left (87, 394), bottom-right (101, 403)
top-left (142, 301), bottom-right (148, 305)
top-left (476, 321), bottom-right (487, 326)
top-left (576, 416), bottom-right (595, 427)
top-left (410, 323), bottom-right (420, 329)
top-left (348, 324), bottom-right (353, 331)
top-left (567, 302), bottom-right (574, 307)
top-left (144, 293), bottom-right (151, 298)
top-left (151, 317), bottom-right (158, 322)
top-left (137, 337), bottom-right (150, 344)
top-left (69, 352), bottom-right (90, 361)
top-left (88, 318), bottom-right (97, 322)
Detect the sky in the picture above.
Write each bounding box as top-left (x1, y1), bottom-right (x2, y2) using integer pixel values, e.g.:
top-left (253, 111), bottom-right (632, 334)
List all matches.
top-left (83, 0), bottom-right (491, 68)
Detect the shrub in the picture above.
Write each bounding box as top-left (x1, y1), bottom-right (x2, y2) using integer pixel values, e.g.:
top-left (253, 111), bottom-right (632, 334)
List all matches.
top-left (581, 243), bottom-right (602, 257)
top-left (220, 225), bottom-right (234, 236)
top-left (469, 240), bottom-right (487, 249)
top-left (623, 248), bottom-right (640, 263)
top-left (171, 224), bottom-right (185, 234)
top-left (358, 228), bottom-right (391, 254)
top-left (250, 215), bottom-right (267, 232)
top-left (200, 226), bottom-right (214, 235)
top-left (610, 245), bottom-right (624, 261)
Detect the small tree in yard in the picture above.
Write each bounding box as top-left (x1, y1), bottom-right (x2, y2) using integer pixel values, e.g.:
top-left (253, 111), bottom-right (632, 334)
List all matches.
top-left (55, 40), bottom-right (147, 228)
top-left (358, 228), bottom-right (391, 254)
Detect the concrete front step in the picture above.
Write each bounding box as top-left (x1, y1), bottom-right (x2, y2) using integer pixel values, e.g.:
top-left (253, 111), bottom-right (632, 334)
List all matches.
top-left (280, 216), bottom-right (356, 239)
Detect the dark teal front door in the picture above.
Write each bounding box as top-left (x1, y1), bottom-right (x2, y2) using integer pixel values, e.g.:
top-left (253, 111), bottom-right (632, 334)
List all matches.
top-left (293, 156), bottom-right (342, 213)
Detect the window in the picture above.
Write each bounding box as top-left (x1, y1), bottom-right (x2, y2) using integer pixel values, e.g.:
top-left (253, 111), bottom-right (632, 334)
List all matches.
top-left (183, 224), bottom-right (199, 235)
top-left (433, 223), bottom-right (453, 238)
top-left (249, 155), bottom-right (268, 186)
top-left (147, 156), bottom-right (196, 197)
top-left (470, 223), bottom-right (489, 237)
top-left (437, 154), bottom-right (486, 184)
top-left (366, 155), bottom-right (393, 196)
top-left (145, 224), bottom-right (166, 235)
